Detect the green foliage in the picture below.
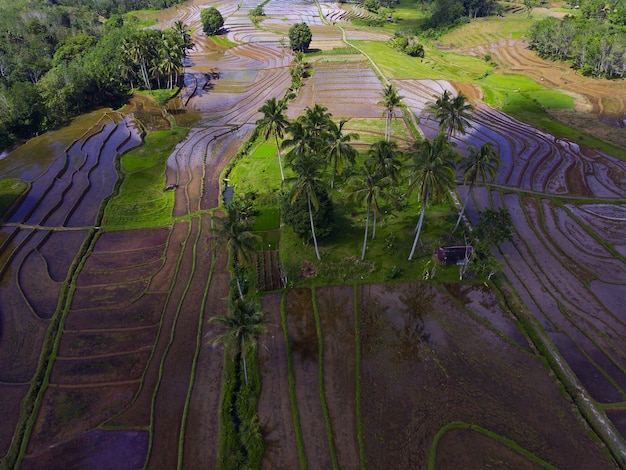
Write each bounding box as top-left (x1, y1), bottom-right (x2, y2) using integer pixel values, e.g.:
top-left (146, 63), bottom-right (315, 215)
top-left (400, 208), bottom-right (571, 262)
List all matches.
top-left (103, 127), bottom-right (188, 228)
top-left (201, 7), bottom-right (224, 36)
top-left (288, 22), bottom-right (312, 52)
top-left (529, 15), bottom-right (626, 78)
top-left (281, 187), bottom-right (335, 242)
top-left (352, 17), bottom-right (386, 27)
top-left (0, 179), bottom-right (28, 218)
top-left (249, 5), bottom-right (265, 18)
top-left (474, 208), bottom-right (514, 246)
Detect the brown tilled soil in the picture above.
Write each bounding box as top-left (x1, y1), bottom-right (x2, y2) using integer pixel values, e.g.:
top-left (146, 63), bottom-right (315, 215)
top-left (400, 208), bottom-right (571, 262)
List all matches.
top-left (182, 233), bottom-right (229, 469)
top-left (317, 285), bottom-right (360, 469)
top-left (258, 293), bottom-right (299, 470)
top-left (461, 38), bottom-right (626, 149)
top-left (357, 282), bottom-right (614, 469)
top-left (286, 288), bottom-right (333, 469)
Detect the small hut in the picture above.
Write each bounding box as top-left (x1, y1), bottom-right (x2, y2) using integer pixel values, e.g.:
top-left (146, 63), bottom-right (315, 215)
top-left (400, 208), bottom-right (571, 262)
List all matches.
top-left (437, 246), bottom-right (474, 265)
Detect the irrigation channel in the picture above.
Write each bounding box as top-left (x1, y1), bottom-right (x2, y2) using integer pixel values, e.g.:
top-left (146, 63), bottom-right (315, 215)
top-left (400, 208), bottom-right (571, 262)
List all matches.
top-left (1, 0), bottom-right (626, 468)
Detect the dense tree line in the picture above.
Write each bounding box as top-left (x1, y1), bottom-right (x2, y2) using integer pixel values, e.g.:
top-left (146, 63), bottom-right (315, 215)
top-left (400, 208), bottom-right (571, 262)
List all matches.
top-left (54, 0), bottom-right (184, 18)
top-left (0, 0), bottom-right (191, 152)
top-left (529, 15), bottom-right (626, 78)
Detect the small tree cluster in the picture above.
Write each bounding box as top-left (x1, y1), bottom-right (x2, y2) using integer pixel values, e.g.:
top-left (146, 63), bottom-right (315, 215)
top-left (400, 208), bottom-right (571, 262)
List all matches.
top-left (201, 7), bottom-right (224, 36)
top-left (288, 22), bottom-right (312, 52)
top-left (388, 36), bottom-right (425, 57)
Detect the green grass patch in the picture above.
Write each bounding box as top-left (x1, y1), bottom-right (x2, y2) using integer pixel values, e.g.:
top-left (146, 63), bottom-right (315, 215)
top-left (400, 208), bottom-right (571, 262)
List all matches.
top-left (351, 40), bottom-right (492, 81)
top-left (227, 141), bottom-right (287, 196)
top-left (438, 15), bottom-right (533, 49)
top-left (212, 35), bottom-right (238, 48)
top-left (123, 10), bottom-right (159, 28)
top-left (0, 179), bottom-right (28, 218)
top-left (103, 126), bottom-right (188, 229)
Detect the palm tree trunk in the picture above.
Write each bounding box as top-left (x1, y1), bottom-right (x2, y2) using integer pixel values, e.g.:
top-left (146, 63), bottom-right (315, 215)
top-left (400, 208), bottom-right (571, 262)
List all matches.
top-left (361, 202), bottom-right (370, 261)
top-left (372, 210), bottom-right (377, 240)
top-left (275, 135), bottom-right (285, 182)
top-left (242, 353), bottom-right (249, 388)
top-left (408, 191), bottom-right (429, 261)
top-left (452, 182), bottom-right (473, 233)
top-left (308, 195), bottom-right (321, 261)
top-left (234, 259), bottom-right (244, 300)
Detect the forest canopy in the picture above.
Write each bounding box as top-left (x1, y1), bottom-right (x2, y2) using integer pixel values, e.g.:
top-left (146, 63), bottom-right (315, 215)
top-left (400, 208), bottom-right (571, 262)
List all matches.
top-left (0, 0), bottom-right (188, 151)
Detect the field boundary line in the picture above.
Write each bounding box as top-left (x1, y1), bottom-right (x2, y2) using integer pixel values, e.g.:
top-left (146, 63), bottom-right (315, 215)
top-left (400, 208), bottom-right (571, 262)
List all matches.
top-left (177, 214), bottom-right (216, 469)
top-left (428, 421), bottom-right (559, 469)
top-left (311, 287), bottom-right (340, 469)
top-left (280, 290), bottom-right (308, 469)
top-left (353, 284), bottom-right (366, 470)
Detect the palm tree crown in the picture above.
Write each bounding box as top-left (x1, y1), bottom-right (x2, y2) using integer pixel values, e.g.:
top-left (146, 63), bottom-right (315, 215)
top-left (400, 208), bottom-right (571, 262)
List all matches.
top-left (427, 90), bottom-right (474, 139)
top-left (407, 133), bottom-right (458, 260)
top-left (256, 97), bottom-right (290, 181)
top-left (453, 141), bottom-right (500, 233)
top-left (323, 119), bottom-right (359, 189)
top-left (213, 203), bottom-right (261, 299)
top-left (210, 297), bottom-right (267, 387)
top-left (348, 162), bottom-right (393, 260)
top-left (367, 140), bottom-right (404, 183)
top-left (286, 152), bottom-right (327, 261)
top-left (380, 83), bottom-right (402, 142)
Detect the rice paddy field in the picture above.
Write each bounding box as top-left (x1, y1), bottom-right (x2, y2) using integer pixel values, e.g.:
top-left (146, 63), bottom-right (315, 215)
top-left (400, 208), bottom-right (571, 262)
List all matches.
top-left (1, 0), bottom-right (625, 468)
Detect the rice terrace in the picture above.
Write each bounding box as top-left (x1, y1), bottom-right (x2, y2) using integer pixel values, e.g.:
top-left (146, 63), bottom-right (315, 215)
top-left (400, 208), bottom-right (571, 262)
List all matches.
top-left (0, 0), bottom-right (625, 468)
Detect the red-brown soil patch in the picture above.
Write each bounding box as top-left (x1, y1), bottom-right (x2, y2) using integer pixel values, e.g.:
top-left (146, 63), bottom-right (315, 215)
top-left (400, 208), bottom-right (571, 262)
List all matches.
top-left (21, 429), bottom-right (149, 470)
top-left (258, 293), bottom-right (299, 469)
top-left (286, 288), bottom-right (333, 468)
top-left (287, 60), bottom-right (385, 119)
top-left (18, 246), bottom-right (63, 320)
top-left (357, 282), bottom-right (613, 469)
top-left (145, 216), bottom-right (214, 469)
top-left (69, 279), bottom-right (150, 310)
top-left (0, 384), bottom-right (30, 457)
top-left (498, 194), bottom-right (626, 404)
top-left (317, 285), bottom-right (360, 468)
top-left (443, 283), bottom-right (530, 349)
top-left (92, 228), bottom-right (170, 252)
top-left (435, 427), bottom-right (545, 469)
top-left (467, 38), bottom-right (626, 149)
top-left (181, 225), bottom-right (228, 469)
top-left (64, 293), bottom-right (167, 330)
top-left (76, 258), bottom-right (164, 287)
top-left (50, 350), bottom-right (151, 385)
top-left (27, 384), bottom-right (138, 453)
top-left (58, 326), bottom-right (158, 357)
top-left (607, 410), bottom-right (626, 439)
top-left (82, 245), bottom-right (165, 270)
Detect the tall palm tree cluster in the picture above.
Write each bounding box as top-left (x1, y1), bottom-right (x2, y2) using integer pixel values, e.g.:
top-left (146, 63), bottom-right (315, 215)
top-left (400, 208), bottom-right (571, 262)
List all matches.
top-left (254, 85), bottom-right (500, 263)
top-left (120, 20), bottom-right (194, 91)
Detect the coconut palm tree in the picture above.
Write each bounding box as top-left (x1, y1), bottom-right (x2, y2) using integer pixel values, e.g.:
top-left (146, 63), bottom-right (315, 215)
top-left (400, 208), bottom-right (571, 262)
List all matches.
top-left (323, 119), bottom-right (359, 189)
top-left (282, 118), bottom-right (311, 165)
top-left (286, 152), bottom-right (326, 261)
top-left (407, 133), bottom-right (458, 260)
top-left (348, 162), bottom-right (392, 260)
top-left (427, 90), bottom-right (474, 139)
top-left (301, 103), bottom-right (332, 150)
top-left (256, 98), bottom-right (289, 181)
top-left (210, 297), bottom-right (266, 388)
top-left (453, 141), bottom-right (500, 233)
top-left (213, 203), bottom-right (262, 299)
top-left (380, 83), bottom-right (401, 142)
top-left (366, 140), bottom-right (404, 183)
